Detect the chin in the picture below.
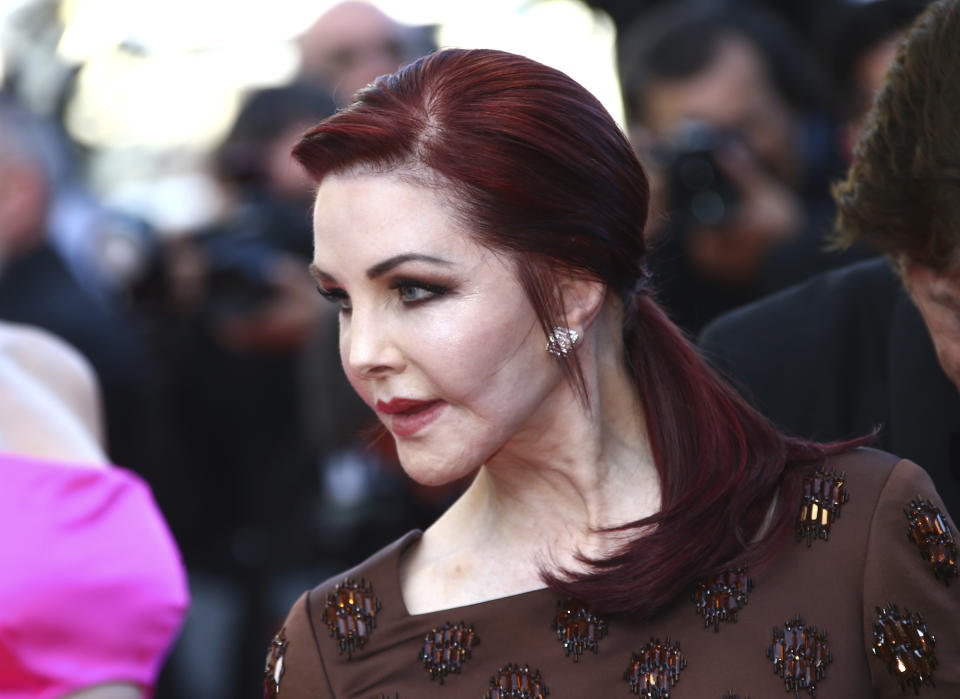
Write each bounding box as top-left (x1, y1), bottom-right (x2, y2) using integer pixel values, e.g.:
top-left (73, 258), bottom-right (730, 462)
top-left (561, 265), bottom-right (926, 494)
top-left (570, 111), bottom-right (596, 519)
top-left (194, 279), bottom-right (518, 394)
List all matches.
top-left (395, 447), bottom-right (478, 488)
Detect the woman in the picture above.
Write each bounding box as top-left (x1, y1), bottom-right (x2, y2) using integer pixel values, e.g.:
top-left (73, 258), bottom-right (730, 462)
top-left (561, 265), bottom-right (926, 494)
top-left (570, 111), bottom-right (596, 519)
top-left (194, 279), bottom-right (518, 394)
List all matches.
top-left (270, 46), bottom-right (960, 697)
top-left (0, 322), bottom-right (188, 697)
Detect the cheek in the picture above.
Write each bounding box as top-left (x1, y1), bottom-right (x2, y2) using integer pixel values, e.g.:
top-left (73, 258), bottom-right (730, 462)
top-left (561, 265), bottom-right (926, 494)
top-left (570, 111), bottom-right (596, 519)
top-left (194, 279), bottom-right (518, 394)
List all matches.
top-left (934, 333), bottom-right (960, 382)
top-left (420, 304), bottom-right (551, 411)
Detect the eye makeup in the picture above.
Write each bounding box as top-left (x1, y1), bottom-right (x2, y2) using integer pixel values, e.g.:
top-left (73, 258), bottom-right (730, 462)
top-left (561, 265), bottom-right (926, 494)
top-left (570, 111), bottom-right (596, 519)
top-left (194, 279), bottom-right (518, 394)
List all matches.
top-left (316, 285), bottom-right (352, 311)
top-left (389, 277), bottom-right (451, 305)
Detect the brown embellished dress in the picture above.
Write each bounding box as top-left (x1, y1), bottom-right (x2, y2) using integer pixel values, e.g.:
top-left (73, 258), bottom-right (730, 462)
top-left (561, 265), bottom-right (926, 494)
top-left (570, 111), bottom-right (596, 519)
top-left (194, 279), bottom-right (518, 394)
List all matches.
top-left (267, 449), bottom-right (960, 698)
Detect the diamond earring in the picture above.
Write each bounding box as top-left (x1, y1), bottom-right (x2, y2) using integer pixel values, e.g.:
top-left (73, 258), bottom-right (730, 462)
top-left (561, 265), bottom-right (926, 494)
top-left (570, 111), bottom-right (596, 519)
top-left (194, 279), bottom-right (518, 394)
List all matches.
top-left (546, 327), bottom-right (580, 357)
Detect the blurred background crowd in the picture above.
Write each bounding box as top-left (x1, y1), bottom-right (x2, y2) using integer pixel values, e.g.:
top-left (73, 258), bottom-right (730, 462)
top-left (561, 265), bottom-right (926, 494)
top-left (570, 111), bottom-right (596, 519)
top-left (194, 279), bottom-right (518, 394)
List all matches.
top-left (0, 0), bottom-right (930, 696)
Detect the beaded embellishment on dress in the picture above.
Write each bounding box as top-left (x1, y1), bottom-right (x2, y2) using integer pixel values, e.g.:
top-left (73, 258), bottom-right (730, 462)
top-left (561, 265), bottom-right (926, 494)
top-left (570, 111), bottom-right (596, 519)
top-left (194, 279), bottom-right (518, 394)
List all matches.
top-left (553, 599), bottom-right (607, 661)
top-left (263, 627), bottom-right (287, 698)
top-left (796, 469), bottom-right (848, 545)
top-left (624, 639), bottom-right (687, 697)
top-left (767, 616), bottom-right (832, 696)
top-left (323, 578), bottom-right (381, 658)
top-left (419, 621), bottom-right (479, 683)
top-left (484, 663), bottom-right (548, 698)
top-left (872, 603), bottom-right (937, 693)
top-left (693, 568), bottom-right (752, 631)
top-left (904, 497), bottom-right (959, 583)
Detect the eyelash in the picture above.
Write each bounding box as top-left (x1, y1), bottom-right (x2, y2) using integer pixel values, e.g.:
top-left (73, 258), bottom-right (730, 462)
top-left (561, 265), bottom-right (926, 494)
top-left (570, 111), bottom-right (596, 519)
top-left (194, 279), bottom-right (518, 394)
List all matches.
top-left (316, 279), bottom-right (449, 312)
top-left (316, 286), bottom-right (351, 310)
top-left (389, 278), bottom-right (449, 304)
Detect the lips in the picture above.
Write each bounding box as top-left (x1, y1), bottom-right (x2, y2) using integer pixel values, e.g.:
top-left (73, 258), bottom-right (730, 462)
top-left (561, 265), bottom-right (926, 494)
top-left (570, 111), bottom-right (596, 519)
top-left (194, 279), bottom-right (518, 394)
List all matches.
top-left (375, 398), bottom-right (446, 438)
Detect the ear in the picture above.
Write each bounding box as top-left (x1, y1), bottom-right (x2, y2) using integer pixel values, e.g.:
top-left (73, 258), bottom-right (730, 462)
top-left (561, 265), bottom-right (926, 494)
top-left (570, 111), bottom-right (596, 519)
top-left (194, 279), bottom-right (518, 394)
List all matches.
top-left (558, 275), bottom-right (606, 333)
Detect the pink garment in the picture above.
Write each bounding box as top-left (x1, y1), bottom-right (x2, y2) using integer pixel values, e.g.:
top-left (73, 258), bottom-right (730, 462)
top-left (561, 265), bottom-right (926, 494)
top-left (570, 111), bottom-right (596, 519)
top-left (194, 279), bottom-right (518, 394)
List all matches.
top-left (0, 452), bottom-right (189, 698)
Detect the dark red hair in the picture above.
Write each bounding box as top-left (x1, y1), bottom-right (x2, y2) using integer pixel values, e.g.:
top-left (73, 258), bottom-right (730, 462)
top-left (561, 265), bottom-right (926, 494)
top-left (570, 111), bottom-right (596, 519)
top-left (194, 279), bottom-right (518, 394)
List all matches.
top-left (293, 48), bottom-right (857, 617)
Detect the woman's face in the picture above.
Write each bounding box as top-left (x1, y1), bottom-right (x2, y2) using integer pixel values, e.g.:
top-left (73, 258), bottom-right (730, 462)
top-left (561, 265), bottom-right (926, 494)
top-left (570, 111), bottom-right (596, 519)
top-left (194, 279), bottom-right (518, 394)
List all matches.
top-left (310, 171), bottom-right (567, 485)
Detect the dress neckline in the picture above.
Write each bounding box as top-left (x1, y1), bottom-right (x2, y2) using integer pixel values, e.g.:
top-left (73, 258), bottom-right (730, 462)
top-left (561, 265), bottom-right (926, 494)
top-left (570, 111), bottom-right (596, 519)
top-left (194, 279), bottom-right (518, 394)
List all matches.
top-left (388, 530), bottom-right (554, 619)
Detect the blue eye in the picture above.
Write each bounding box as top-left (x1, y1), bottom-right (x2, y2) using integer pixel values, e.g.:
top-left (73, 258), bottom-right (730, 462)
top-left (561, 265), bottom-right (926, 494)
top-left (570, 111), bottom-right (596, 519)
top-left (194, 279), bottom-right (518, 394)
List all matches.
top-left (392, 279), bottom-right (449, 305)
top-left (398, 285), bottom-right (432, 302)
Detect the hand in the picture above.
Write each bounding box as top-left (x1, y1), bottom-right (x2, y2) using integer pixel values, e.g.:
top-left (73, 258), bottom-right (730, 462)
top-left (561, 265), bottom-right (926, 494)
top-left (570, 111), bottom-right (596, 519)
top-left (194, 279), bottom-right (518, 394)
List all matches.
top-left (686, 142), bottom-right (802, 285)
top-left (215, 255), bottom-right (330, 353)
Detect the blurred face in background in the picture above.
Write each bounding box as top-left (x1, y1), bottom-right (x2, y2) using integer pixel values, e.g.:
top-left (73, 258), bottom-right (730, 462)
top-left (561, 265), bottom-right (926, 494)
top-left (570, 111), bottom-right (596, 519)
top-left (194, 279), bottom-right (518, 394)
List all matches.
top-left (643, 34), bottom-right (801, 186)
top-left (299, 2), bottom-right (408, 105)
top-left (0, 149), bottom-right (47, 260)
top-left (310, 171), bottom-right (567, 485)
top-left (265, 123), bottom-right (317, 202)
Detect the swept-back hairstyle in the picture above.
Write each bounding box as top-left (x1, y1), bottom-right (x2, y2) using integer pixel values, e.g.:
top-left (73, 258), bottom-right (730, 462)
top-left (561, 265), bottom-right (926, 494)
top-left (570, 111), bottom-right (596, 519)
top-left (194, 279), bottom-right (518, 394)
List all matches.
top-left (833, 0), bottom-right (960, 271)
top-left (294, 48), bottom-right (851, 617)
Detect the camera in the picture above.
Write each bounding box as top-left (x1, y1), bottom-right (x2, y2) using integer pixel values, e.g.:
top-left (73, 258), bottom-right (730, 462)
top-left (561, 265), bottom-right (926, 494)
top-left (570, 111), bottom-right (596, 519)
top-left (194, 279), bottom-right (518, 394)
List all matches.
top-left (654, 121), bottom-right (740, 228)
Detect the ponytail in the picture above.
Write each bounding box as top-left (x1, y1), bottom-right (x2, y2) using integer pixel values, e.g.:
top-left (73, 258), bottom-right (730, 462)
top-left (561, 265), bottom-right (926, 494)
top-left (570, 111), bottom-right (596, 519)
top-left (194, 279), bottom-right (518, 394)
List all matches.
top-left (543, 291), bottom-right (858, 617)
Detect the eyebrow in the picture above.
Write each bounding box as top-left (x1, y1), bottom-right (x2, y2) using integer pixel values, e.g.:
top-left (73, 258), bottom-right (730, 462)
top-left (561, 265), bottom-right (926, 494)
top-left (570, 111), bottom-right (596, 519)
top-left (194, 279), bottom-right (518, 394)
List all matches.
top-left (309, 253), bottom-right (452, 283)
top-left (366, 253), bottom-right (452, 279)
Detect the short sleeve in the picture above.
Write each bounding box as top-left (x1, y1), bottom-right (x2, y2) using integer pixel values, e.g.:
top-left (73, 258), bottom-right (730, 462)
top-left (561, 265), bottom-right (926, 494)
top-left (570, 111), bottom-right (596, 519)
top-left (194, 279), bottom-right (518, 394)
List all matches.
top-left (862, 459), bottom-right (960, 696)
top-left (264, 591), bottom-right (334, 698)
top-left (0, 457), bottom-right (189, 698)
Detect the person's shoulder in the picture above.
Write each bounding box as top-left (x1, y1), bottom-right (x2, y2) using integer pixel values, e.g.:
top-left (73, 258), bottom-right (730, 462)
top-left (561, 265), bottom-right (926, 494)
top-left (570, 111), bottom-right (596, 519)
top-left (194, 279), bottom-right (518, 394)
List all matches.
top-left (826, 446), bottom-right (945, 498)
top-left (700, 257), bottom-right (899, 349)
top-left (310, 530), bottom-right (422, 600)
top-left (270, 531), bottom-right (422, 697)
top-left (0, 457), bottom-right (188, 604)
top-left (855, 452), bottom-right (960, 694)
top-left (0, 320), bottom-right (104, 447)
top-left (0, 456), bottom-right (187, 690)
top-left (0, 321), bottom-right (99, 398)
top-left (814, 447), bottom-right (949, 537)
top-left (826, 446), bottom-right (901, 484)
top-left (267, 590), bottom-right (331, 697)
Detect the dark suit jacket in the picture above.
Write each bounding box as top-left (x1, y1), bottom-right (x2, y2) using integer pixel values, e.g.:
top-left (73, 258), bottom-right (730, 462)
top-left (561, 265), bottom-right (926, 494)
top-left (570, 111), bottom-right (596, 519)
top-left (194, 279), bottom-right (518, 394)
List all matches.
top-left (700, 258), bottom-right (960, 517)
top-left (0, 242), bottom-right (147, 467)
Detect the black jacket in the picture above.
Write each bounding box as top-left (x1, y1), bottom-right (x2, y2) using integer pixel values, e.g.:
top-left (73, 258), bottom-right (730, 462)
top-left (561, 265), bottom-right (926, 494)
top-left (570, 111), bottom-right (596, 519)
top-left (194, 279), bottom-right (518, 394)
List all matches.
top-left (700, 258), bottom-right (960, 516)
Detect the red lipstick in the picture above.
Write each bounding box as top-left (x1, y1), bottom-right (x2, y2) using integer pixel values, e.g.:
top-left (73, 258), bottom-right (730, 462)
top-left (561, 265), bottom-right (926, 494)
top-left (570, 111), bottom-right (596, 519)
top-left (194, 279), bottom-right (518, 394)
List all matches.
top-left (375, 398), bottom-right (445, 438)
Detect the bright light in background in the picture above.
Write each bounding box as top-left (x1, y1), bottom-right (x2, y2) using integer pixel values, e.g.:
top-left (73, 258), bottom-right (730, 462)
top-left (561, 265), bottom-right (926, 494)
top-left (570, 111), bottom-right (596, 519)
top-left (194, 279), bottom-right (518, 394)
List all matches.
top-left (57, 0), bottom-right (335, 58)
top-left (53, 0), bottom-right (621, 152)
top-left (433, 0), bottom-right (622, 126)
top-left (66, 48), bottom-right (243, 149)
top-left (57, 0), bottom-right (131, 63)
top-left (361, 0), bottom-right (622, 125)
top-left (3, 0), bottom-right (623, 228)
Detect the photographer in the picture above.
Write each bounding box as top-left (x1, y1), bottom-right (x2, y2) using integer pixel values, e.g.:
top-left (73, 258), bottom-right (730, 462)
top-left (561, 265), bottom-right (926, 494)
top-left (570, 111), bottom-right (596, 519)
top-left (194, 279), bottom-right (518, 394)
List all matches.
top-left (126, 84), bottom-right (339, 698)
top-left (619, 0), bottom-right (868, 333)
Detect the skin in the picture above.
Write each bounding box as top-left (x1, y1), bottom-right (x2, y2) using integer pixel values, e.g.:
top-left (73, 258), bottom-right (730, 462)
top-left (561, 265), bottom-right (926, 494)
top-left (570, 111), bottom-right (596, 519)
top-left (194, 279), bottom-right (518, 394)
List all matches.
top-left (1, 326), bottom-right (141, 698)
top-left (902, 259), bottom-right (960, 393)
top-left (63, 685), bottom-right (141, 699)
top-left (310, 171), bottom-right (659, 614)
top-left (0, 156), bottom-right (47, 260)
top-left (298, 2), bottom-right (406, 105)
top-left (0, 322), bottom-right (106, 464)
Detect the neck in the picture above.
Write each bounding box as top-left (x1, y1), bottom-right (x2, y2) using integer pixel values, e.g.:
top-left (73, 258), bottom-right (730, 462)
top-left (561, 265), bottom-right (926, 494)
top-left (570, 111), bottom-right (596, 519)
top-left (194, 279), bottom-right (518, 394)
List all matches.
top-left (402, 308), bottom-right (660, 611)
top-left (464, 349), bottom-right (655, 551)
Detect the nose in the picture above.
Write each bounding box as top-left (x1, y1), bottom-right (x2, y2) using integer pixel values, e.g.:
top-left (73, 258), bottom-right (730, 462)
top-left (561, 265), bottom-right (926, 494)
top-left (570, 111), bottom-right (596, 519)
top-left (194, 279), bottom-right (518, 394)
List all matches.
top-left (342, 308), bottom-right (405, 380)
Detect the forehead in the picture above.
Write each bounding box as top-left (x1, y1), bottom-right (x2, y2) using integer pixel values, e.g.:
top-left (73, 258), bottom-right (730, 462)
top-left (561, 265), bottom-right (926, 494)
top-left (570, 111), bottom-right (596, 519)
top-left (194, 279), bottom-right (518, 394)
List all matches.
top-left (311, 170), bottom-right (483, 270)
top-left (645, 36), bottom-right (774, 134)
